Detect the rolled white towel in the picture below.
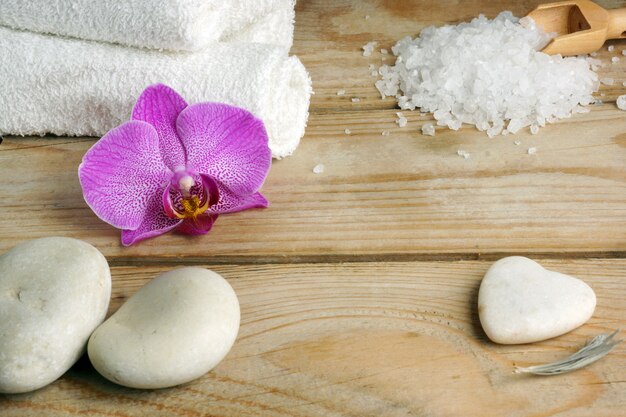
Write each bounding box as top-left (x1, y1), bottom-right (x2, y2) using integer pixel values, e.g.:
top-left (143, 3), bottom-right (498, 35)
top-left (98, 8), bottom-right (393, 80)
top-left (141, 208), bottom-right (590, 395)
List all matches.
top-left (0, 0), bottom-right (295, 51)
top-left (0, 26), bottom-right (311, 159)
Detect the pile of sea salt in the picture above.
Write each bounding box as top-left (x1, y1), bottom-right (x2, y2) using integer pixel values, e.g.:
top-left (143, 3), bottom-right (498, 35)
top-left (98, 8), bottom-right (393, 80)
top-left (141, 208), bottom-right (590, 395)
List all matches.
top-left (375, 12), bottom-right (600, 137)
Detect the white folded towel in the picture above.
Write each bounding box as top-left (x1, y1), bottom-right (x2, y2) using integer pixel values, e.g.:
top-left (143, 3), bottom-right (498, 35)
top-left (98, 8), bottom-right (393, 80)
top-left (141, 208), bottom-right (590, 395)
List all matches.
top-left (0, 0), bottom-right (295, 51)
top-left (0, 26), bottom-right (311, 159)
top-left (224, 6), bottom-right (296, 52)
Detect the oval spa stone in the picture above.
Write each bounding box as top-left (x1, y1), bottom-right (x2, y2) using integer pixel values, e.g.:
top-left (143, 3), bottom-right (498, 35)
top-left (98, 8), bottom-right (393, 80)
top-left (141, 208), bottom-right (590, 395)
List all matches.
top-left (88, 267), bottom-right (240, 389)
top-left (478, 256), bottom-right (596, 344)
top-left (0, 237), bottom-right (111, 394)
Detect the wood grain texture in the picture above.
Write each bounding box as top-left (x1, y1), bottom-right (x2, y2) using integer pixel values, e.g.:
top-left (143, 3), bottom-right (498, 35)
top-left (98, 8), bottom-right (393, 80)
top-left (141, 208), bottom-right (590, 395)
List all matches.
top-left (1, 104), bottom-right (625, 261)
top-left (1, 260), bottom-right (624, 417)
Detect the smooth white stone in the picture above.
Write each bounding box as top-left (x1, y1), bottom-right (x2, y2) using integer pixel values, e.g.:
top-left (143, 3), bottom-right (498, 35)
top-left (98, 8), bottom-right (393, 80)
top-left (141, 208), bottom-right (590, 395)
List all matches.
top-left (478, 256), bottom-right (596, 344)
top-left (88, 267), bottom-right (240, 389)
top-left (0, 237), bottom-right (111, 394)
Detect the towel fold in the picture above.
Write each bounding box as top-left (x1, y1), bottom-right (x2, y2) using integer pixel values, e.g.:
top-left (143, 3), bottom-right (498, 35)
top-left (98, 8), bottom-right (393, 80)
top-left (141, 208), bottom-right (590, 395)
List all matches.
top-left (0, 26), bottom-right (311, 159)
top-left (0, 0), bottom-right (295, 51)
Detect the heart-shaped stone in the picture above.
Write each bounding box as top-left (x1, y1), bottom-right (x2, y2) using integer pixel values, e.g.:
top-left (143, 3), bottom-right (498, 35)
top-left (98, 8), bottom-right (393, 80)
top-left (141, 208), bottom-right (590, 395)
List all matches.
top-left (478, 256), bottom-right (596, 344)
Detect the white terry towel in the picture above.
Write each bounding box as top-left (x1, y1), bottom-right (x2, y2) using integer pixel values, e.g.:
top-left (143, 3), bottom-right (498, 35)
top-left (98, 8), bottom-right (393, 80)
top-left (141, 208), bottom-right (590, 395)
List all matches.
top-left (224, 6), bottom-right (296, 52)
top-left (0, 26), bottom-right (311, 159)
top-left (0, 0), bottom-right (296, 51)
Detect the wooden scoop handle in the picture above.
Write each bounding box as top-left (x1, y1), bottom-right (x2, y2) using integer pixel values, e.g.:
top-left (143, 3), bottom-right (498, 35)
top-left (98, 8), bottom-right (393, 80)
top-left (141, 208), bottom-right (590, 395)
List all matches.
top-left (607, 7), bottom-right (626, 39)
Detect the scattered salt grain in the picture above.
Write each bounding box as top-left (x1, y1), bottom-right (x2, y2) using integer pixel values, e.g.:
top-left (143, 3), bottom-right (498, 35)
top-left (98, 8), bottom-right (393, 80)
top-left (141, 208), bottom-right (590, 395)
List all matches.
top-left (601, 78), bottom-right (614, 86)
top-left (590, 52), bottom-right (598, 57)
top-left (422, 123), bottom-right (435, 136)
top-left (527, 147), bottom-right (537, 155)
top-left (362, 41), bottom-right (377, 57)
top-left (373, 12), bottom-right (599, 137)
top-left (313, 164), bottom-right (325, 174)
top-left (368, 64), bottom-right (376, 71)
top-left (608, 45), bottom-right (615, 52)
top-left (371, 71), bottom-right (378, 77)
top-left (623, 81), bottom-right (626, 87)
top-left (344, 128), bottom-right (351, 134)
top-left (381, 130), bottom-right (390, 136)
top-left (612, 57), bottom-right (620, 63)
top-left (351, 97), bottom-right (361, 103)
top-left (396, 112), bottom-right (408, 127)
top-left (457, 149), bottom-right (470, 159)
top-left (530, 124), bottom-right (539, 135)
top-left (623, 50), bottom-right (626, 56)
top-left (337, 89), bottom-right (346, 96)
top-left (617, 95), bottom-right (626, 111)
top-left (514, 140), bottom-right (522, 146)
top-left (365, 15), bottom-right (370, 20)
top-left (381, 49), bottom-right (388, 54)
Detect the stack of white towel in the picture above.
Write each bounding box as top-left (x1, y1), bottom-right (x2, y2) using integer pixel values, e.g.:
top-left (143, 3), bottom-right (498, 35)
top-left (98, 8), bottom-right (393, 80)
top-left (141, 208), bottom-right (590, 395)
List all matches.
top-left (0, 0), bottom-right (311, 158)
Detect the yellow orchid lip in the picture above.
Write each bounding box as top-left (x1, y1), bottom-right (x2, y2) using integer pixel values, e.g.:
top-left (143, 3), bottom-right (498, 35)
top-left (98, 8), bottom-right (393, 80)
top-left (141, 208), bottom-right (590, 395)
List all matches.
top-left (174, 195), bottom-right (210, 219)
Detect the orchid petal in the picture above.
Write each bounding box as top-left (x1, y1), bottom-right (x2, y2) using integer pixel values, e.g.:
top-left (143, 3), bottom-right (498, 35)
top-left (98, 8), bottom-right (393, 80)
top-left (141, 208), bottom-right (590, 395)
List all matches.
top-left (200, 173), bottom-right (221, 208)
top-left (176, 214), bottom-right (219, 235)
top-left (176, 103), bottom-right (271, 196)
top-left (121, 190), bottom-right (182, 246)
top-left (132, 84), bottom-right (188, 171)
top-left (78, 121), bottom-right (171, 231)
top-left (210, 187), bottom-right (269, 214)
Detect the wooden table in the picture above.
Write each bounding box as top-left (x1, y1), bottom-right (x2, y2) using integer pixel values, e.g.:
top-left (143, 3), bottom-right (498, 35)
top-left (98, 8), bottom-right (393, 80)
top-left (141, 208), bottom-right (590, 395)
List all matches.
top-left (1, 1), bottom-right (625, 415)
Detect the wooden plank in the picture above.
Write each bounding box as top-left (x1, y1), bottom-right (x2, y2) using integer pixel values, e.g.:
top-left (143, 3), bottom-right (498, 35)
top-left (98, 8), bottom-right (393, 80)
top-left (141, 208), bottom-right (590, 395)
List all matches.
top-left (1, 259), bottom-right (624, 416)
top-left (293, 0), bottom-right (626, 113)
top-left (1, 104), bottom-right (624, 262)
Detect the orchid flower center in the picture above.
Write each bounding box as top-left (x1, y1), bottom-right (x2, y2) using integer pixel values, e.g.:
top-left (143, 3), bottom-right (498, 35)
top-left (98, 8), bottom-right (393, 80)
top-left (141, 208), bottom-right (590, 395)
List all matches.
top-left (164, 172), bottom-right (214, 220)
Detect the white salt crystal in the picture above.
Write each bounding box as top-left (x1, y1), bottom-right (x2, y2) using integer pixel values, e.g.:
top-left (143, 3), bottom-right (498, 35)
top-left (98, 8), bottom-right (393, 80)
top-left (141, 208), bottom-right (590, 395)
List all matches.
top-left (590, 52), bottom-right (598, 57)
top-left (351, 97), bottom-right (361, 103)
top-left (337, 89), bottom-right (346, 96)
top-left (381, 130), bottom-right (390, 136)
top-left (344, 128), bottom-right (351, 134)
top-left (617, 95), bottom-right (626, 111)
top-left (313, 164), bottom-right (325, 174)
top-left (612, 57), bottom-right (620, 63)
top-left (623, 81), bottom-right (626, 87)
top-left (422, 123), bottom-right (435, 136)
top-left (371, 71), bottom-right (378, 76)
top-left (374, 12), bottom-right (598, 138)
top-left (527, 147), bottom-right (537, 155)
top-left (396, 112), bottom-right (408, 127)
top-left (365, 15), bottom-right (370, 20)
top-left (622, 50), bottom-right (626, 56)
top-left (608, 45), bottom-right (615, 52)
top-left (514, 140), bottom-right (522, 145)
top-left (601, 78), bottom-right (614, 86)
top-left (368, 64), bottom-right (376, 71)
top-left (530, 124), bottom-right (539, 135)
top-left (362, 41), bottom-right (377, 57)
top-left (457, 150), bottom-right (470, 159)
top-left (381, 49), bottom-right (388, 54)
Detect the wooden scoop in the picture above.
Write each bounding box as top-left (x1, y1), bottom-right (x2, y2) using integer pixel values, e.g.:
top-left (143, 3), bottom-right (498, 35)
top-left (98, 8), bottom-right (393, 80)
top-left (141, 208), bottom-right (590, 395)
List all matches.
top-left (526, 0), bottom-right (626, 55)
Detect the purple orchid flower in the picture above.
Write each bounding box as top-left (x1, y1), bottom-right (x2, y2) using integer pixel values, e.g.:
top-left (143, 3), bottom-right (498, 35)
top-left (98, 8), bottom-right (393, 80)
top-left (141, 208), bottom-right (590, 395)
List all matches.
top-left (78, 84), bottom-right (271, 246)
